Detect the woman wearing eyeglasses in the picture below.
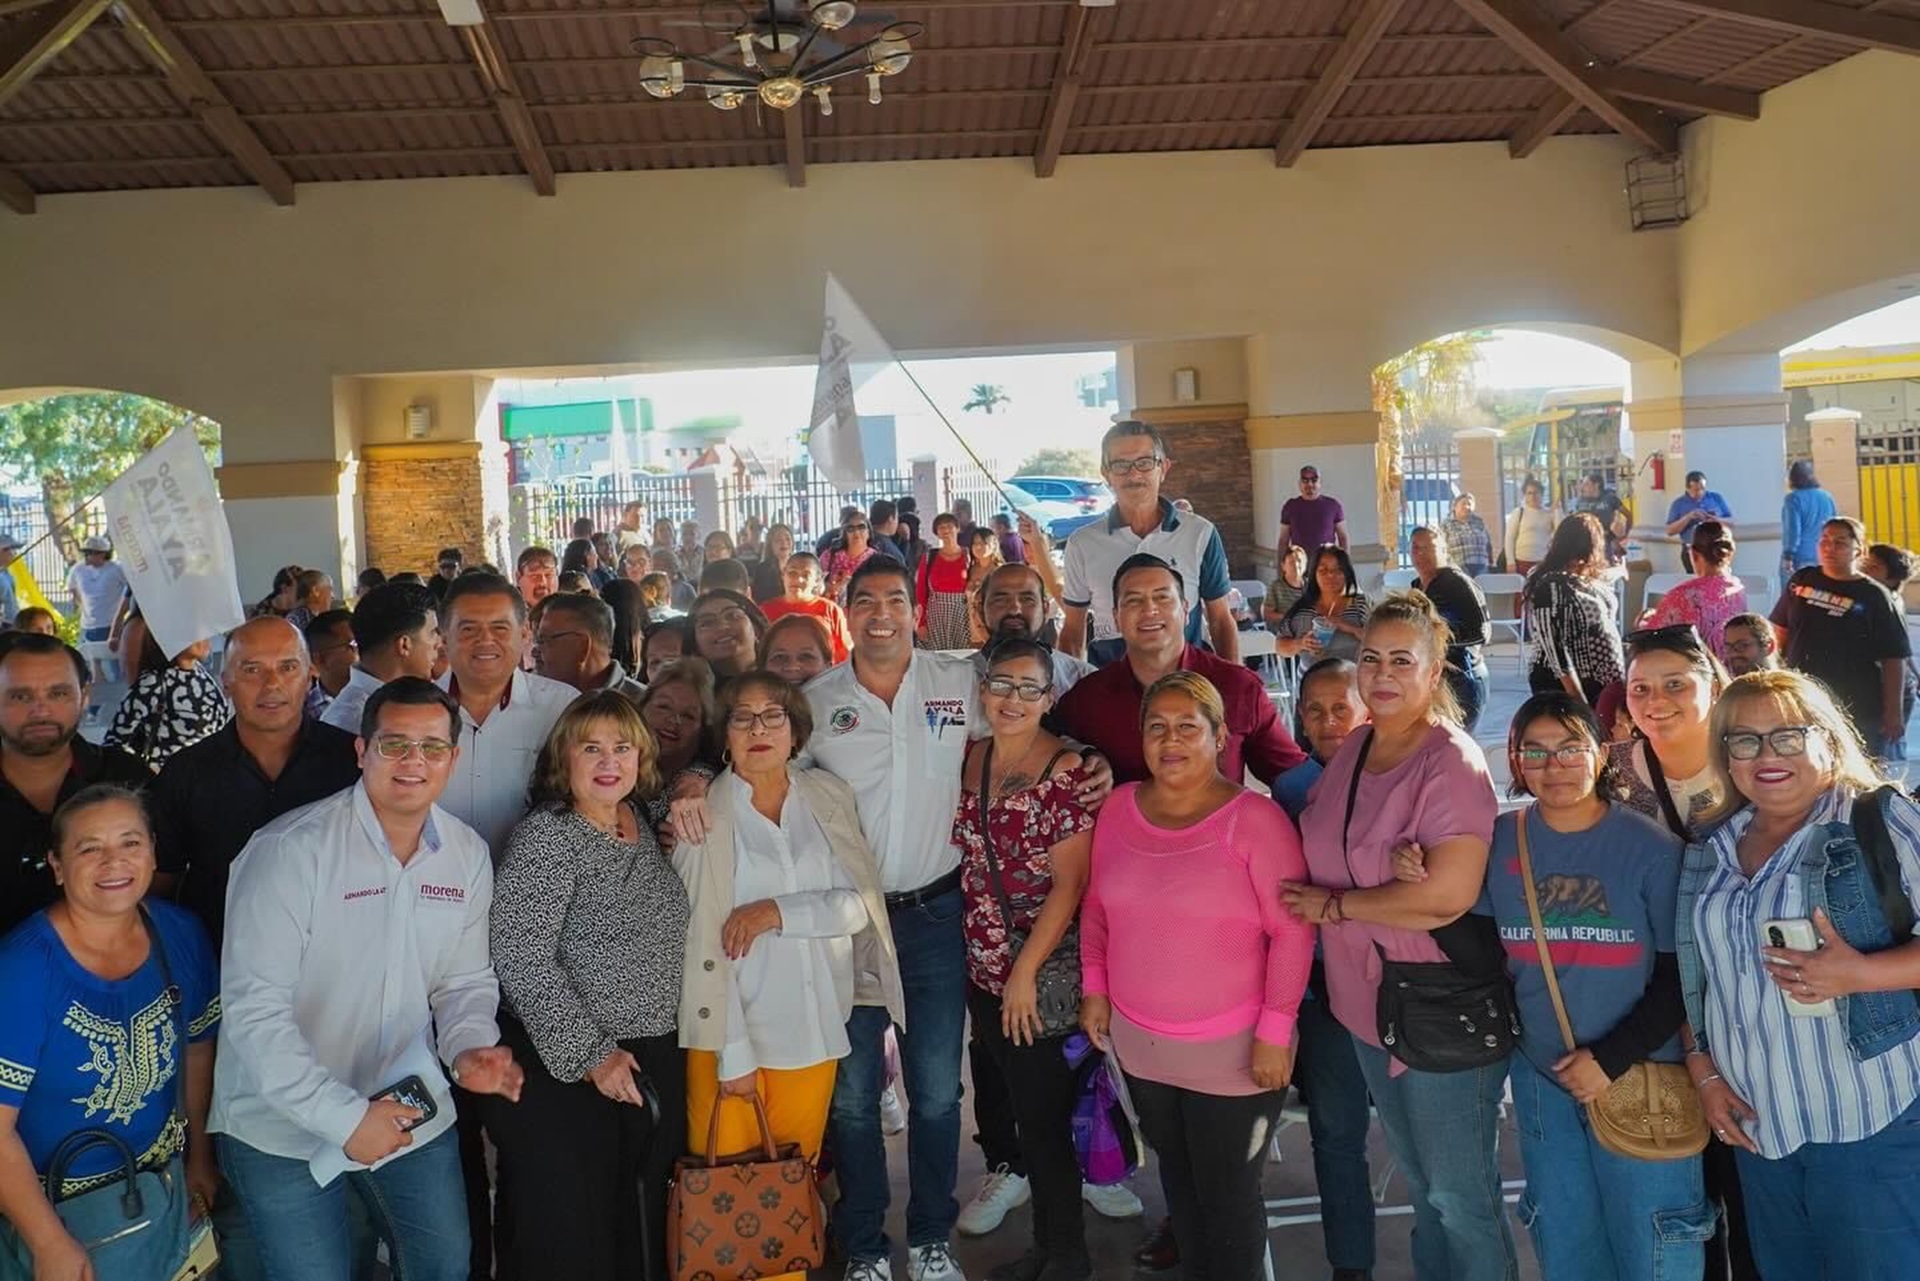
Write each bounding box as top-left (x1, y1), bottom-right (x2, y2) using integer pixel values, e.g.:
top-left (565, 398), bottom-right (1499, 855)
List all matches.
top-left (485, 690), bottom-right (692, 1281)
top-left (639, 657), bottom-right (720, 828)
top-left (1677, 669), bottom-right (1920, 1277)
top-left (670, 672), bottom-right (901, 1281)
top-left (690, 588), bottom-right (769, 680)
top-left (952, 639), bottom-right (1097, 1280)
top-left (1397, 692), bottom-right (1706, 1281)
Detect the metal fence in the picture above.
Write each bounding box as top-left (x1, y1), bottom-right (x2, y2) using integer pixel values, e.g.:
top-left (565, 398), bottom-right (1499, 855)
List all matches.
top-left (514, 474), bottom-right (700, 550)
top-left (1857, 420), bottom-right (1920, 548)
top-left (1398, 441), bottom-right (1462, 557)
top-left (1495, 439), bottom-right (1635, 525)
top-left (0, 491), bottom-right (111, 614)
top-left (718, 469), bottom-right (911, 543)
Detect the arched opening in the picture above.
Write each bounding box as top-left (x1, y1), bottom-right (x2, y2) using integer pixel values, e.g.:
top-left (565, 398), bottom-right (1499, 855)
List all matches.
top-left (0, 388), bottom-right (223, 632)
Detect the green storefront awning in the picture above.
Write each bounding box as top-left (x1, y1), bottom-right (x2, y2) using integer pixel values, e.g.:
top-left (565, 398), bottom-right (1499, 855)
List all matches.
top-left (501, 398), bottom-right (653, 441)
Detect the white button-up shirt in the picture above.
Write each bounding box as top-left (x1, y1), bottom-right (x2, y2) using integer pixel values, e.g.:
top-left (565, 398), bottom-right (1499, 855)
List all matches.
top-left (211, 784), bottom-right (500, 1186)
top-left (802, 650), bottom-right (981, 894)
top-left (721, 775), bottom-right (868, 1079)
top-left (434, 668), bottom-right (577, 857)
top-left (319, 665), bottom-right (386, 737)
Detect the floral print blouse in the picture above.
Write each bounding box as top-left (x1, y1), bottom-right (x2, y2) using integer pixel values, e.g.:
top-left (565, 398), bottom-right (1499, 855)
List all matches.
top-left (951, 761), bottom-right (1094, 996)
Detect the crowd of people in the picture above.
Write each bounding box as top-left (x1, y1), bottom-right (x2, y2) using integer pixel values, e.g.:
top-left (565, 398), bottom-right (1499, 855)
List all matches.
top-left (0, 423), bottom-right (1917, 1281)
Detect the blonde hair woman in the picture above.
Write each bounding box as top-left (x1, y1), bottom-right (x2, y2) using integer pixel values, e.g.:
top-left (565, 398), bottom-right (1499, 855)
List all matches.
top-left (1677, 669), bottom-right (1920, 1279)
top-left (670, 673), bottom-right (903, 1281)
top-left (485, 689), bottom-right (691, 1281)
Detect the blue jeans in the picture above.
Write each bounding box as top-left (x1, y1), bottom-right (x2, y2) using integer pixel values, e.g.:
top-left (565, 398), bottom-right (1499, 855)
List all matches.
top-left (1353, 1040), bottom-right (1516, 1281)
top-left (828, 887), bottom-right (968, 1260)
top-left (217, 1129), bottom-right (469, 1281)
top-left (1446, 651), bottom-right (1489, 734)
top-left (1733, 1093), bottom-right (1920, 1280)
top-left (1294, 966), bottom-right (1375, 1273)
top-left (1510, 1055), bottom-right (1712, 1281)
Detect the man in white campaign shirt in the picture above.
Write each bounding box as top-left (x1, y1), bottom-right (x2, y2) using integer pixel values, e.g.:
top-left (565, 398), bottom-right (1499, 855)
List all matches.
top-left (432, 573), bottom-right (576, 857)
top-left (212, 678), bottom-right (524, 1281)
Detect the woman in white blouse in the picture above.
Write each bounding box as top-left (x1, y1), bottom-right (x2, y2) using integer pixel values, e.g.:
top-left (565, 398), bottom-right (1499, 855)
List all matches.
top-left (671, 671), bottom-right (904, 1280)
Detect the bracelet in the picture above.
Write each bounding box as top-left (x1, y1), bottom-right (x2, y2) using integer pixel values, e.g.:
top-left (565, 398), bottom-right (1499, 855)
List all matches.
top-left (1326, 890), bottom-right (1345, 924)
top-left (1694, 1072), bottom-right (1723, 1090)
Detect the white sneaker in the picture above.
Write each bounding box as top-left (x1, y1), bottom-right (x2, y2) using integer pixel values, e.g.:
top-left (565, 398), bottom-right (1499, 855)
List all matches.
top-left (846, 1256), bottom-right (894, 1281)
top-left (880, 1083), bottom-right (908, 1135)
top-left (1082, 1179), bottom-right (1144, 1219)
top-left (908, 1241), bottom-right (967, 1281)
top-left (955, 1166), bottom-right (1030, 1236)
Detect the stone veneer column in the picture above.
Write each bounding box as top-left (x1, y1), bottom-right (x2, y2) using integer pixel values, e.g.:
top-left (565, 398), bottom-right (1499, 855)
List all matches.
top-left (361, 441), bottom-right (510, 575)
top-left (1129, 403), bottom-right (1256, 578)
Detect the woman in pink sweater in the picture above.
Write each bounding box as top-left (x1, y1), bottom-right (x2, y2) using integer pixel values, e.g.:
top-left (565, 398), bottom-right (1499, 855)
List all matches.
top-left (1080, 670), bottom-right (1314, 1281)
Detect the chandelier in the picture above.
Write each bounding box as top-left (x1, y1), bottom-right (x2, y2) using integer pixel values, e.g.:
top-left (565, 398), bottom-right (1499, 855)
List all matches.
top-left (633, 1), bottom-right (922, 115)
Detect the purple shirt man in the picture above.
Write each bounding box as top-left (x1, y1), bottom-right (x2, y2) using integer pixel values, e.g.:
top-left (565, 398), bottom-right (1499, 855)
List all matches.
top-left (1279, 465), bottom-right (1349, 559)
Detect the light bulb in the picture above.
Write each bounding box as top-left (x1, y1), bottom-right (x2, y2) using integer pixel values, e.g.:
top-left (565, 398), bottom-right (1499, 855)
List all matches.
top-left (811, 1), bottom-right (857, 29)
top-left (758, 75), bottom-right (805, 110)
top-left (867, 71), bottom-right (882, 105)
top-left (735, 32), bottom-right (757, 68)
top-left (814, 85), bottom-right (833, 116)
top-left (706, 86), bottom-right (745, 110)
top-left (638, 54), bottom-right (682, 98)
top-left (870, 31), bottom-right (911, 75)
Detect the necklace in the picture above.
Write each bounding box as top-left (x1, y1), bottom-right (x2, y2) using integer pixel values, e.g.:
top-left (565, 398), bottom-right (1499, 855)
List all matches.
top-left (580, 805), bottom-right (626, 839)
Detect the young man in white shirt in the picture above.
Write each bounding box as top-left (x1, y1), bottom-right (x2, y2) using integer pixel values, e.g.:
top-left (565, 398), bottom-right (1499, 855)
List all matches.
top-left (66, 535), bottom-right (128, 683)
top-left (212, 677), bottom-right (524, 1281)
top-left (321, 580), bottom-right (443, 737)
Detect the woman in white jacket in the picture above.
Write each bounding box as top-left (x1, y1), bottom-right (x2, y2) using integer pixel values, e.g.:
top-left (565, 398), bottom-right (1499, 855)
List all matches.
top-left (671, 671), bottom-right (905, 1281)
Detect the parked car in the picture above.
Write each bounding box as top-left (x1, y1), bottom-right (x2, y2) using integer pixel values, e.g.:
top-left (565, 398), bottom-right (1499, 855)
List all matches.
top-left (1004, 475), bottom-right (1110, 540)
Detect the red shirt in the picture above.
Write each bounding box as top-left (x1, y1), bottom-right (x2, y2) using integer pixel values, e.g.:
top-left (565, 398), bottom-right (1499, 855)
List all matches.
top-left (761, 595), bottom-right (852, 662)
top-left (1052, 645), bottom-right (1307, 787)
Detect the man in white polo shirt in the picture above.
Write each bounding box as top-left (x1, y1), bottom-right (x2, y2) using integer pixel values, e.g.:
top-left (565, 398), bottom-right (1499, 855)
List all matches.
top-left (1059, 420), bottom-right (1237, 666)
top-left (213, 677), bottom-right (524, 1281)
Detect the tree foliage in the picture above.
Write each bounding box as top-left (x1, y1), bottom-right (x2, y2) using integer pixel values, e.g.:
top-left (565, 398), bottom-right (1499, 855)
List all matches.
top-left (0, 393), bottom-right (222, 560)
top-left (962, 384), bottom-right (1011, 415)
top-left (1372, 332), bottom-right (1487, 565)
top-left (1015, 447), bottom-right (1100, 478)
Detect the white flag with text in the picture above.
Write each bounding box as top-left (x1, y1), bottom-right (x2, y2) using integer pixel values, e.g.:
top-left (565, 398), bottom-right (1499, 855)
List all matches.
top-left (807, 274), bottom-right (896, 493)
top-left (103, 429), bottom-right (246, 660)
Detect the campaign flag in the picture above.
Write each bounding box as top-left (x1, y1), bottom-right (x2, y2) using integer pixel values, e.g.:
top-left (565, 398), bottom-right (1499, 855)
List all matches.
top-left (103, 429), bottom-right (245, 660)
top-left (806, 274), bottom-right (897, 494)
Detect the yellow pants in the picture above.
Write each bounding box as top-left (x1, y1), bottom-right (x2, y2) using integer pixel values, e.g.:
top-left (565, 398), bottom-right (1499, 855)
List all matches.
top-left (684, 1051), bottom-right (838, 1281)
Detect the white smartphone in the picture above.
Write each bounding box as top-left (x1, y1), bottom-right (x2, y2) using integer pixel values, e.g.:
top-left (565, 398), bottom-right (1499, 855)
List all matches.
top-left (1761, 918), bottom-right (1837, 1018)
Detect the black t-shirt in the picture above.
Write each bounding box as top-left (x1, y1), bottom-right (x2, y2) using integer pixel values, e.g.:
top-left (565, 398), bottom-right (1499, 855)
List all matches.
top-left (1415, 567), bottom-right (1489, 652)
top-left (150, 717), bottom-right (362, 945)
top-left (1573, 491), bottom-right (1630, 559)
top-left (0, 740), bottom-right (152, 936)
top-left (1770, 569), bottom-right (1910, 745)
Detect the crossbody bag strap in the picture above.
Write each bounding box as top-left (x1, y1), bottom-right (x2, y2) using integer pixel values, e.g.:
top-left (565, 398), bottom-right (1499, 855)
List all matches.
top-left (1516, 808), bottom-right (1579, 1054)
top-left (1339, 728), bottom-right (1375, 886)
top-left (1639, 740), bottom-right (1691, 841)
top-left (974, 739), bottom-right (1023, 941)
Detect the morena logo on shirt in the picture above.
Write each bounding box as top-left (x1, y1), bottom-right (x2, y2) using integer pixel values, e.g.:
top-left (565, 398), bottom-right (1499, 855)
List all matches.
top-left (419, 884), bottom-right (466, 904)
top-left (829, 706), bottom-right (860, 735)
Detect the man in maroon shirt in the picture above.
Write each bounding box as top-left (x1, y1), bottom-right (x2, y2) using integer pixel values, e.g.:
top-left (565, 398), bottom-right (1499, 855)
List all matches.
top-left (1053, 552), bottom-right (1306, 787)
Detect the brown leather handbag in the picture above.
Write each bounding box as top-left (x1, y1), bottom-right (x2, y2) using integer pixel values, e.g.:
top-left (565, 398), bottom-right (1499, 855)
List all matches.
top-left (1518, 810), bottom-right (1708, 1162)
top-left (668, 1092), bottom-right (828, 1281)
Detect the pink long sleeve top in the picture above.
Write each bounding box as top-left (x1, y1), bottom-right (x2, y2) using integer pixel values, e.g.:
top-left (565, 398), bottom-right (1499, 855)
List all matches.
top-left (1082, 784), bottom-right (1315, 1095)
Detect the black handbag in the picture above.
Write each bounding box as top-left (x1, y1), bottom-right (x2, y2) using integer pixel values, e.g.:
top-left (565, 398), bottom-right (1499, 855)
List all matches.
top-left (976, 739), bottom-right (1082, 1038)
top-left (1339, 730), bottom-right (1520, 1073)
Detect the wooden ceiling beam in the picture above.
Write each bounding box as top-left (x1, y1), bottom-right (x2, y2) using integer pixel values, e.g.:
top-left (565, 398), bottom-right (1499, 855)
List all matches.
top-left (1643, 0), bottom-right (1920, 55)
top-left (1591, 64), bottom-right (1759, 117)
top-left (781, 102), bottom-right (805, 188)
top-left (456, 12), bottom-right (556, 196)
top-left (1507, 91), bottom-right (1578, 156)
top-left (1274, 0), bottom-right (1404, 167)
top-left (0, 0), bottom-right (113, 108)
top-left (0, 164), bottom-right (36, 213)
top-left (1453, 0), bottom-right (1677, 152)
top-left (108, 0), bottom-right (293, 204)
top-left (1033, 0), bottom-right (1097, 177)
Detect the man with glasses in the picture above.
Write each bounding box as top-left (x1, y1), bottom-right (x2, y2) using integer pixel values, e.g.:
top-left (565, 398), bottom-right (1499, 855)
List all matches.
top-left (428, 547), bottom-right (463, 602)
top-left (1277, 464), bottom-right (1349, 563)
top-left (1771, 516), bottom-right (1910, 757)
top-left (214, 677), bottom-right (525, 1281)
top-left (1059, 421), bottom-right (1237, 665)
top-left (303, 609), bottom-right (359, 718)
top-left (530, 592), bottom-right (646, 700)
top-left (1722, 612), bottom-right (1781, 677)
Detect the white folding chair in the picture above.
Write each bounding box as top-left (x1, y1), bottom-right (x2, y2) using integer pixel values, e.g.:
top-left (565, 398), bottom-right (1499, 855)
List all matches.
top-left (1240, 627), bottom-right (1282, 693)
top-left (1737, 573), bottom-right (1775, 615)
top-left (1477, 572), bottom-right (1528, 668)
top-left (1380, 567), bottom-right (1417, 593)
top-left (1641, 572), bottom-right (1688, 617)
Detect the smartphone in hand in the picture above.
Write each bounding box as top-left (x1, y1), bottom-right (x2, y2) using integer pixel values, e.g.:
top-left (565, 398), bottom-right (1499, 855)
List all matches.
top-left (372, 1074), bottom-right (440, 1131)
top-left (1761, 918), bottom-right (1837, 1019)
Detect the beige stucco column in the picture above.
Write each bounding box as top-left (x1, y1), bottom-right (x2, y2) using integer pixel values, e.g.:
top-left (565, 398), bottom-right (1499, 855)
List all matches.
top-left (1626, 352), bottom-right (1787, 588)
top-left (1807, 407), bottom-right (1863, 525)
top-left (1454, 427), bottom-right (1503, 541)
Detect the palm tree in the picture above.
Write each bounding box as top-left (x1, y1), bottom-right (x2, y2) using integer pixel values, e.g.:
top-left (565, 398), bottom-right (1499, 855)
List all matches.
top-left (962, 384), bottom-right (1011, 415)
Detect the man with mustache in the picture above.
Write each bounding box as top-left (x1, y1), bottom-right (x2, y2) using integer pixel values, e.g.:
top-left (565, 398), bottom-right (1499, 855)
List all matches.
top-left (0, 631), bottom-right (149, 935)
top-left (970, 563), bottom-right (1095, 693)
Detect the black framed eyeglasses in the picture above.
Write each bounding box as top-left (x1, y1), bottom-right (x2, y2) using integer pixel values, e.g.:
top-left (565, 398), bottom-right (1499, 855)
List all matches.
top-left (1103, 456), bottom-right (1163, 477)
top-left (983, 676), bottom-right (1052, 703)
top-left (1723, 726), bottom-right (1821, 761)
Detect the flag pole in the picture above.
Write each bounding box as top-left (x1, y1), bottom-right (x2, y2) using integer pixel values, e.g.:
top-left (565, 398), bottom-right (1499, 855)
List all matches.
top-left (890, 360), bottom-right (1024, 514)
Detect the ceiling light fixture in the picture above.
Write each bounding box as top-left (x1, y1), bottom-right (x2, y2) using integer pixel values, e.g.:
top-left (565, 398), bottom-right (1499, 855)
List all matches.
top-left (634, 1), bottom-right (922, 114)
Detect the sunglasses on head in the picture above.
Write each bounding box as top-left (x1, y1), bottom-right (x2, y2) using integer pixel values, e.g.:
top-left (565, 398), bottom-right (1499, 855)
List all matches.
top-left (1624, 622), bottom-right (1704, 651)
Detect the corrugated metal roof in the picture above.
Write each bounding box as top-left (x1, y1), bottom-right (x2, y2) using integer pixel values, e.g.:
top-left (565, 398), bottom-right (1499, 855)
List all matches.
top-left (0, 0), bottom-right (1884, 196)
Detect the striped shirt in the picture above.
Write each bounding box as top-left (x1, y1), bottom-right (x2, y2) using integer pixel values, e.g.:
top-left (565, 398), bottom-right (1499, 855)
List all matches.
top-left (1694, 788), bottom-right (1920, 1157)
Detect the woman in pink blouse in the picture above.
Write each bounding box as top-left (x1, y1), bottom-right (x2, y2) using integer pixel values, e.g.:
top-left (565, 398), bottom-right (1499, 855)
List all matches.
top-left (1081, 670), bottom-right (1313, 1281)
top-left (1282, 593), bottom-right (1516, 1281)
top-left (1638, 521), bottom-right (1747, 665)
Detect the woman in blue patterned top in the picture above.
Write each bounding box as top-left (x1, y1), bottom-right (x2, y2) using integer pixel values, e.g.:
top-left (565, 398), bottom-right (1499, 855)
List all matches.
top-left (0, 784), bottom-right (220, 1279)
top-left (1678, 669), bottom-right (1920, 1278)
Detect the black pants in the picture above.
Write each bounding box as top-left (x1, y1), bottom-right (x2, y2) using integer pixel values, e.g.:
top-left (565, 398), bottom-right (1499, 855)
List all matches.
top-left (452, 1086), bottom-right (497, 1281)
top-left (481, 1016), bottom-right (687, 1281)
top-left (967, 985), bottom-right (1087, 1264)
top-left (1125, 1072), bottom-right (1283, 1281)
top-left (969, 1023), bottom-right (1026, 1175)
